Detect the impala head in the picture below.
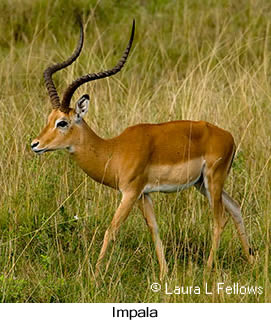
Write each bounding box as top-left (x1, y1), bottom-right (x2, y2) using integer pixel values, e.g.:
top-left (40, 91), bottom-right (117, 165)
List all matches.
top-left (31, 18), bottom-right (135, 154)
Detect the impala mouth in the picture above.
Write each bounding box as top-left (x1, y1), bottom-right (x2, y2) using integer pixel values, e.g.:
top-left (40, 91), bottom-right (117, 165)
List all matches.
top-left (32, 147), bottom-right (56, 154)
top-left (32, 148), bottom-right (48, 154)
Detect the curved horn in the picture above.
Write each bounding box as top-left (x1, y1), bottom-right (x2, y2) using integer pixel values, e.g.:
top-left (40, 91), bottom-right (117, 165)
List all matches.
top-left (61, 19), bottom-right (135, 110)
top-left (43, 16), bottom-right (84, 110)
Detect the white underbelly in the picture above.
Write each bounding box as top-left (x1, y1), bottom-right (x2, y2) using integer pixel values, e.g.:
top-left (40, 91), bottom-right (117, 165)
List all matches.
top-left (143, 174), bottom-right (201, 194)
top-left (142, 159), bottom-right (205, 194)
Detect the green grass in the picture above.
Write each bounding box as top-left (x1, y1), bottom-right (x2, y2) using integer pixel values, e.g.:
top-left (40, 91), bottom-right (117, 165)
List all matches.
top-left (0, 0), bottom-right (270, 302)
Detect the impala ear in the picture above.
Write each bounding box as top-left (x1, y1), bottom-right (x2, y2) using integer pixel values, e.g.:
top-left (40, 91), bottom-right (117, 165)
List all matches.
top-left (75, 94), bottom-right (89, 121)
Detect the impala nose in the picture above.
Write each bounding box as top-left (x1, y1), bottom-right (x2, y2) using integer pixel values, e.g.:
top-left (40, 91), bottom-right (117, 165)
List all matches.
top-left (31, 141), bottom-right (39, 150)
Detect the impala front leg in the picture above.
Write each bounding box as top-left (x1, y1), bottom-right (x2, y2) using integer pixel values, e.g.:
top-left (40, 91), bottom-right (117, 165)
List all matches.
top-left (95, 190), bottom-right (140, 276)
top-left (138, 194), bottom-right (168, 280)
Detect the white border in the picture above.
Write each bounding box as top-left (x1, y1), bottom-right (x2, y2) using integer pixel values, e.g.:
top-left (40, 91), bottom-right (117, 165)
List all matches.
top-left (0, 303), bottom-right (269, 323)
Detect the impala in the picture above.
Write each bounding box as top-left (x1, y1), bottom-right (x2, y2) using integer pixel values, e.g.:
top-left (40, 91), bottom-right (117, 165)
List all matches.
top-left (31, 18), bottom-right (253, 279)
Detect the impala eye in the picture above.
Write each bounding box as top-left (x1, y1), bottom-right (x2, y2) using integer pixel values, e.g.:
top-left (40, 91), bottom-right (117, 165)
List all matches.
top-left (56, 120), bottom-right (68, 128)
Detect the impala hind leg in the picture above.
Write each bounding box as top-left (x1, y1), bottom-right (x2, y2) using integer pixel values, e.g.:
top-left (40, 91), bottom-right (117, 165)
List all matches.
top-left (95, 191), bottom-right (139, 276)
top-left (203, 165), bottom-right (230, 269)
top-left (195, 179), bottom-right (229, 268)
top-left (207, 196), bottom-right (229, 268)
top-left (195, 182), bottom-right (253, 264)
top-left (138, 194), bottom-right (168, 280)
top-left (222, 191), bottom-right (253, 263)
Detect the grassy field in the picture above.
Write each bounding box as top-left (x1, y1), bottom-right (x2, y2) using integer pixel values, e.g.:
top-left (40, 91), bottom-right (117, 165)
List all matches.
top-left (0, 0), bottom-right (270, 302)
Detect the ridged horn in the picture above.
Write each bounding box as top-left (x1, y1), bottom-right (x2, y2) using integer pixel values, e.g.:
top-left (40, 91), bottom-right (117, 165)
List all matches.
top-left (43, 16), bottom-right (84, 111)
top-left (61, 19), bottom-right (135, 110)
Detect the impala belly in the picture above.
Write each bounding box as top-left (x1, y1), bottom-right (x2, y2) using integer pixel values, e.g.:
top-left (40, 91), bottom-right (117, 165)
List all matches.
top-left (143, 158), bottom-right (204, 194)
top-left (143, 182), bottom-right (200, 193)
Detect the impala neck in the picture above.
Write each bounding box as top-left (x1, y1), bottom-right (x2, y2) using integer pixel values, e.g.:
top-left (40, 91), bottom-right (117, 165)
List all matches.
top-left (71, 120), bottom-right (116, 188)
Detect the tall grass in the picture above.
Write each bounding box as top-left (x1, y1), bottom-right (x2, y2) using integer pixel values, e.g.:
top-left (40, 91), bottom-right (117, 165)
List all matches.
top-left (0, 0), bottom-right (270, 302)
